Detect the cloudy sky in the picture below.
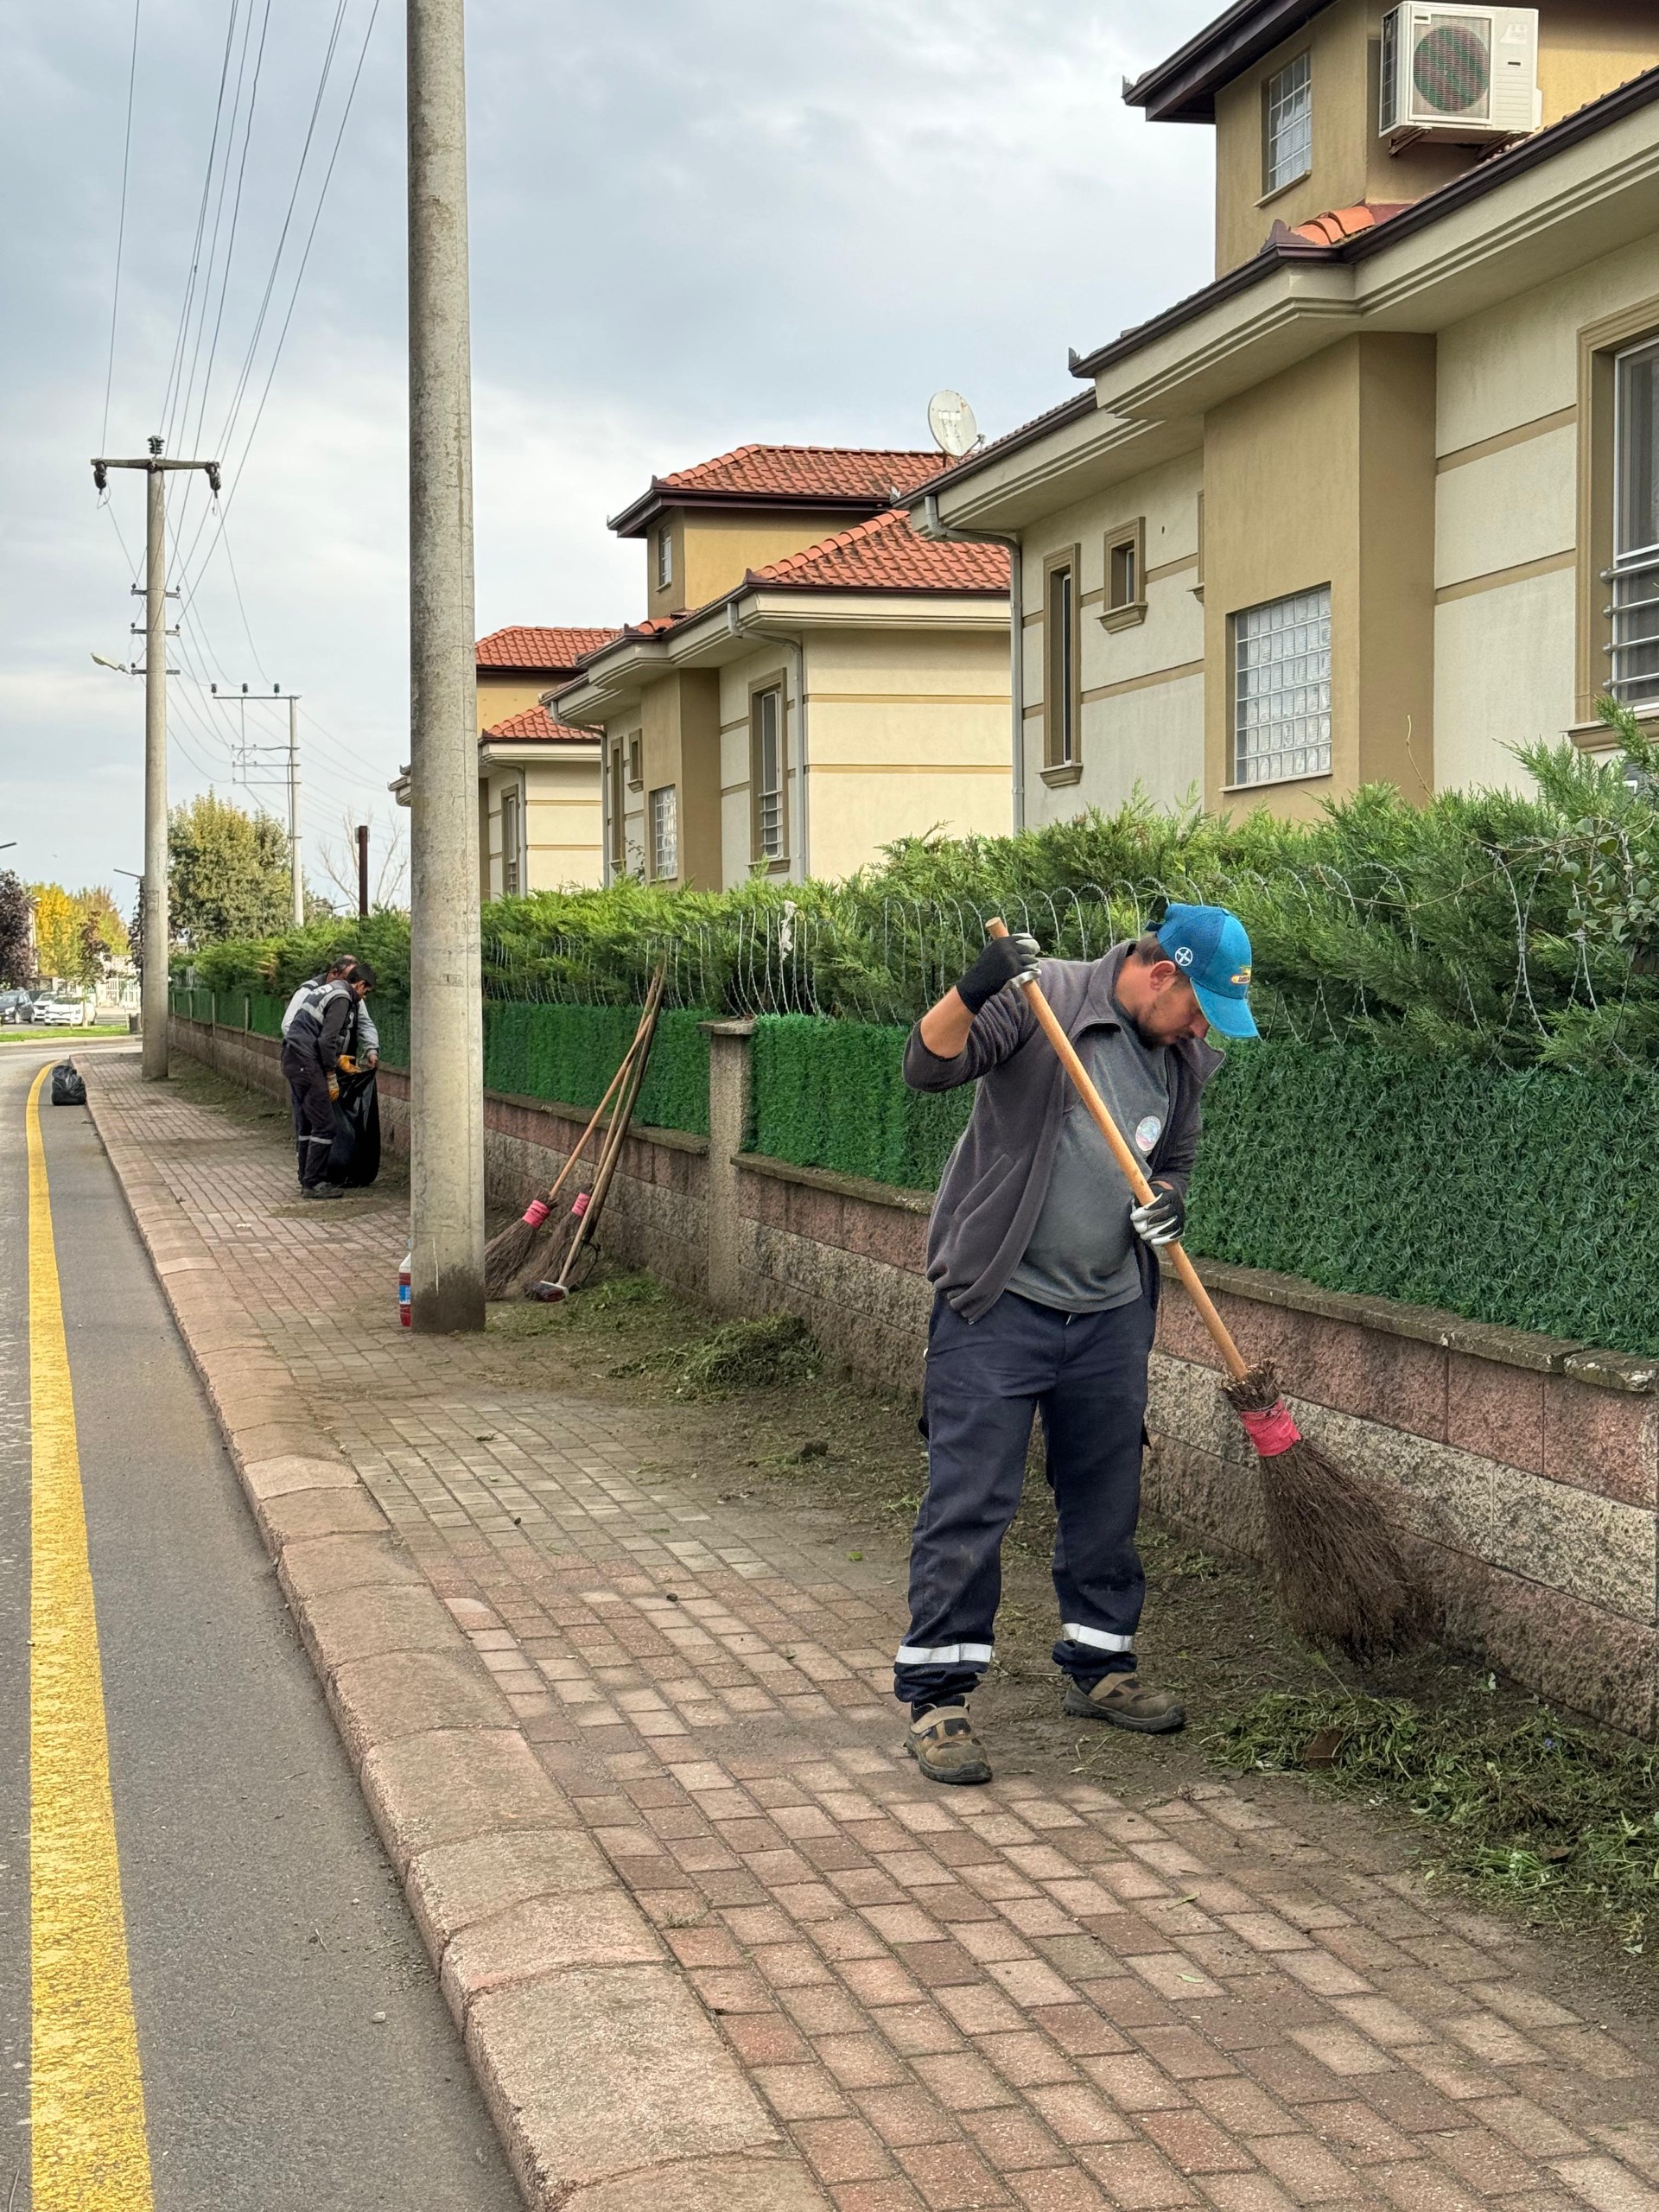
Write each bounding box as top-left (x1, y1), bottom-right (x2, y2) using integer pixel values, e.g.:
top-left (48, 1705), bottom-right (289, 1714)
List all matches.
top-left (3, 0), bottom-right (1219, 900)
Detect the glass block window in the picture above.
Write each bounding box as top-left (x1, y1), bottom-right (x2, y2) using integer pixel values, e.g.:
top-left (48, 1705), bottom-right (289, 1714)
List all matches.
top-left (1264, 52), bottom-right (1313, 194)
top-left (1233, 586), bottom-right (1332, 786)
top-left (649, 784), bottom-right (678, 880)
top-left (1610, 336), bottom-right (1659, 709)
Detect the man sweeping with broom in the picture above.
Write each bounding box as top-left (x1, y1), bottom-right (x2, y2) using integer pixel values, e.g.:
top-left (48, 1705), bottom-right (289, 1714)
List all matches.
top-left (896, 906), bottom-right (1257, 1785)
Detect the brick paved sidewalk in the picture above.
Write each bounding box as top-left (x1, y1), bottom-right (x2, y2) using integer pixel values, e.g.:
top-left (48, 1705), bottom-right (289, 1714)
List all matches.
top-left (90, 1054), bottom-right (1659, 2212)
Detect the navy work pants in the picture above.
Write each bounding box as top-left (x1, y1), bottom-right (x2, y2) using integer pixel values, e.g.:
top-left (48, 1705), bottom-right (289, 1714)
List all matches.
top-left (280, 1043), bottom-right (335, 1189)
top-left (894, 1289), bottom-right (1154, 1711)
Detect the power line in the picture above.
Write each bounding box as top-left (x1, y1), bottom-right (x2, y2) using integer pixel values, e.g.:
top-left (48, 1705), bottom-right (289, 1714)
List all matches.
top-left (160, 0), bottom-right (244, 447)
top-left (173, 0), bottom-right (379, 605)
top-left (179, 0), bottom-right (274, 478)
top-left (100, 0), bottom-right (143, 454)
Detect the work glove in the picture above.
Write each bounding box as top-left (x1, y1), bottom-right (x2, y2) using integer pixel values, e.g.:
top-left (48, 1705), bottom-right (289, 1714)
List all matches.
top-left (957, 931), bottom-right (1041, 1014)
top-left (327, 1077), bottom-right (340, 1103)
top-left (1129, 1181), bottom-right (1185, 1247)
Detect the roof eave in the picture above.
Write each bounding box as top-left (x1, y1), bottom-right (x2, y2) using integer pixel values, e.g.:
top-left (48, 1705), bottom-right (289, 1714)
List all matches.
top-left (887, 393), bottom-right (1098, 514)
top-left (1122, 0), bottom-right (1331, 124)
top-left (607, 485), bottom-right (907, 539)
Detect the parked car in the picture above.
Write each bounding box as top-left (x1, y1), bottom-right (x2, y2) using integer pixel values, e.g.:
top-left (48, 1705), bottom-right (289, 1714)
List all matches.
top-left (36, 997), bottom-right (90, 1027)
top-left (0, 988), bottom-right (32, 1021)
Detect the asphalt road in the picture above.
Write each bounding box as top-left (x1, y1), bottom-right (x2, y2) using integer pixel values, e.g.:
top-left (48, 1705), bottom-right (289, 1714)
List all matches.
top-left (0, 1042), bottom-right (522, 2210)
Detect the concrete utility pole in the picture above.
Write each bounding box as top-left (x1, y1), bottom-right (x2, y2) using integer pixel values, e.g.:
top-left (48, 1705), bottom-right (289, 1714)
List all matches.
top-left (92, 438), bottom-right (220, 1080)
top-left (211, 683), bottom-right (304, 925)
top-left (406, 0), bottom-right (485, 1332)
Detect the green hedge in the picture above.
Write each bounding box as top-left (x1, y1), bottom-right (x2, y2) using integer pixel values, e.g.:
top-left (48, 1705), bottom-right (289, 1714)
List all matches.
top-left (482, 1003), bottom-right (710, 1135)
top-left (1186, 1043), bottom-right (1659, 1353)
top-left (751, 1015), bottom-right (971, 1190)
top-left (749, 1019), bottom-right (1659, 1357)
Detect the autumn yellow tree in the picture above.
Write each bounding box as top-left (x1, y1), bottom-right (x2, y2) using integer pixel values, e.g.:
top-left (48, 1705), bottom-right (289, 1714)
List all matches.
top-left (27, 884), bottom-right (128, 987)
top-left (29, 884), bottom-right (84, 985)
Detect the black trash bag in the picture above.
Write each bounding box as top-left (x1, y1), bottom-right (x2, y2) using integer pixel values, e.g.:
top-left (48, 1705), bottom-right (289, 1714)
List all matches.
top-left (49, 1061), bottom-right (86, 1106)
top-left (327, 1065), bottom-right (380, 1186)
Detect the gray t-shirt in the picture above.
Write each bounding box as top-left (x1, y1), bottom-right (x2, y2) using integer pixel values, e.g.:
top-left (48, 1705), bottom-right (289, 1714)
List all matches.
top-left (1006, 1010), bottom-right (1173, 1314)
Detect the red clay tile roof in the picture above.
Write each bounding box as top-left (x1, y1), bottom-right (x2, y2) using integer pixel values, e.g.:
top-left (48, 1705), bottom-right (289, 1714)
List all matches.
top-left (747, 507), bottom-right (1008, 594)
top-left (658, 444), bottom-right (941, 501)
top-left (1286, 201), bottom-right (1410, 247)
top-left (609, 445), bottom-right (946, 536)
top-left (480, 706), bottom-right (595, 745)
top-left (476, 626), bottom-right (621, 671)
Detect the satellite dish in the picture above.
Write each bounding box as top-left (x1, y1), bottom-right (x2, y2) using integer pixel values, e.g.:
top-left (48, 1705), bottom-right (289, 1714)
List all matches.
top-left (927, 390), bottom-right (980, 459)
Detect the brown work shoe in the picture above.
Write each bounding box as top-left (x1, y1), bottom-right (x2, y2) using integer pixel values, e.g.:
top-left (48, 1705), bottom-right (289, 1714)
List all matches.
top-left (1063, 1672), bottom-right (1185, 1734)
top-left (906, 1704), bottom-right (992, 1786)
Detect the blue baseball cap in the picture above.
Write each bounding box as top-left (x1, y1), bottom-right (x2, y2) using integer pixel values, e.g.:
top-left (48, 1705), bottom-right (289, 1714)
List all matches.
top-left (1155, 903), bottom-right (1258, 1039)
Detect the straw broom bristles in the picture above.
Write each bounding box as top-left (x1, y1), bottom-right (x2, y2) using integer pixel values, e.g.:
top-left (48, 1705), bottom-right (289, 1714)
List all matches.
top-left (1222, 1361), bottom-right (1415, 1661)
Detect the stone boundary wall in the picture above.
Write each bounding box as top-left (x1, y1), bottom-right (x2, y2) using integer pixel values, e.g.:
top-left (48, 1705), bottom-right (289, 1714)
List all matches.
top-left (170, 1012), bottom-right (1659, 1737)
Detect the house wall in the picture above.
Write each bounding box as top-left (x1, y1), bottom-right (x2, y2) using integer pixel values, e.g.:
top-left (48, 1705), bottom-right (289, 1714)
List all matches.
top-left (638, 671), bottom-right (722, 889)
top-left (1210, 1), bottom-right (1659, 279)
top-left (1433, 227), bottom-right (1659, 790)
top-left (710, 628), bottom-right (1010, 888)
top-left (1201, 334), bottom-right (1438, 815)
top-left (644, 506), bottom-right (886, 624)
top-left (1019, 453), bottom-right (1208, 827)
top-left (800, 628), bottom-right (1012, 884)
top-left (474, 671), bottom-right (554, 734)
top-left (717, 645), bottom-right (798, 885)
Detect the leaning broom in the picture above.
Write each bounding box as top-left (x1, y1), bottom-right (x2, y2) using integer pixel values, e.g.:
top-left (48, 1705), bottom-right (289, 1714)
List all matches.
top-left (987, 919), bottom-right (1414, 1661)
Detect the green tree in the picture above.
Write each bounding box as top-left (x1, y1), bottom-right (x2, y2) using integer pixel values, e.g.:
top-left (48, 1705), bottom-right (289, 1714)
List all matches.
top-left (168, 793), bottom-right (293, 948)
top-left (0, 873), bottom-right (29, 987)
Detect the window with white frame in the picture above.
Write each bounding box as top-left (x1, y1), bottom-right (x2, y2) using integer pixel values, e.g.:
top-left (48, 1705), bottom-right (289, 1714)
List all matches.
top-left (1232, 586), bottom-right (1332, 786)
top-left (752, 685), bottom-right (785, 862)
top-left (649, 784), bottom-right (678, 880)
top-left (501, 786), bottom-right (521, 895)
top-left (1263, 52), bottom-right (1313, 195)
top-left (655, 526), bottom-right (673, 593)
top-left (1610, 336), bottom-right (1659, 709)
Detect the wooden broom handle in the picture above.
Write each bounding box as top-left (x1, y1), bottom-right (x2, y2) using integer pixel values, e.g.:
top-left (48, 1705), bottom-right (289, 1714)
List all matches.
top-left (537, 1017), bottom-right (650, 1211)
top-left (986, 919), bottom-right (1250, 1382)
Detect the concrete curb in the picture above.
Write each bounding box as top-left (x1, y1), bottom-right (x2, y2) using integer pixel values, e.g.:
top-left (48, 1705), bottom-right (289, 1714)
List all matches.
top-left (85, 1084), bottom-right (830, 2212)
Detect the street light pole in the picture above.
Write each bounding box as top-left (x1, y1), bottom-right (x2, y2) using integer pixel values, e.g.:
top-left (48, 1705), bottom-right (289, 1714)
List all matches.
top-left (92, 438), bottom-right (220, 1080)
top-left (406, 0), bottom-right (485, 1331)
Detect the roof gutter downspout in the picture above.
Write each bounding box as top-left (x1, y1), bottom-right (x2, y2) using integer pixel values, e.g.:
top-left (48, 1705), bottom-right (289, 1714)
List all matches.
top-left (727, 600), bottom-right (810, 882)
top-left (921, 493), bottom-right (1024, 832)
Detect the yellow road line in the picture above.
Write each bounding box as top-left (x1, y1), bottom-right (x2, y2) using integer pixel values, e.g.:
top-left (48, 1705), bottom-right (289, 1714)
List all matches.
top-left (27, 1063), bottom-right (155, 2209)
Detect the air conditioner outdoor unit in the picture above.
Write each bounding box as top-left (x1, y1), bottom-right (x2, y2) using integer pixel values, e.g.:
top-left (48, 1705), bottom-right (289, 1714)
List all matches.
top-left (1379, 5), bottom-right (1541, 143)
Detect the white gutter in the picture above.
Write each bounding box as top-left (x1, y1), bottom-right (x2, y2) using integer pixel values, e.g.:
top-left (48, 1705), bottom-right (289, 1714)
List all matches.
top-left (921, 493), bottom-right (1025, 833)
top-left (727, 601), bottom-right (810, 882)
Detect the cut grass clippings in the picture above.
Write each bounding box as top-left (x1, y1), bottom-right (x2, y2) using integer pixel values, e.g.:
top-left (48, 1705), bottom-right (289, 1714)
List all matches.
top-left (605, 1306), bottom-right (821, 1399)
top-left (1212, 1688), bottom-right (1659, 1955)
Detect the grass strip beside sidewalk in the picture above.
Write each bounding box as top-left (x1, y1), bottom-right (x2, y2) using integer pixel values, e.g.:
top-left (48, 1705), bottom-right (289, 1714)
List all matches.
top-left (1213, 1688), bottom-right (1659, 1959)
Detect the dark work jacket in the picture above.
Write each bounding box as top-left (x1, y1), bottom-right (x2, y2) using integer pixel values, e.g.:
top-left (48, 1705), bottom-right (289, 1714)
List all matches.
top-left (904, 943), bottom-right (1224, 1323)
top-left (283, 979), bottom-right (355, 1071)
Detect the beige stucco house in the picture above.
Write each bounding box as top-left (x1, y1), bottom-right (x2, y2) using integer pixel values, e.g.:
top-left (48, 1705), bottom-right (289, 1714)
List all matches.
top-left (393, 626), bottom-right (622, 896)
top-left (553, 447), bottom-right (1011, 889)
top-left (912, 0), bottom-right (1659, 824)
